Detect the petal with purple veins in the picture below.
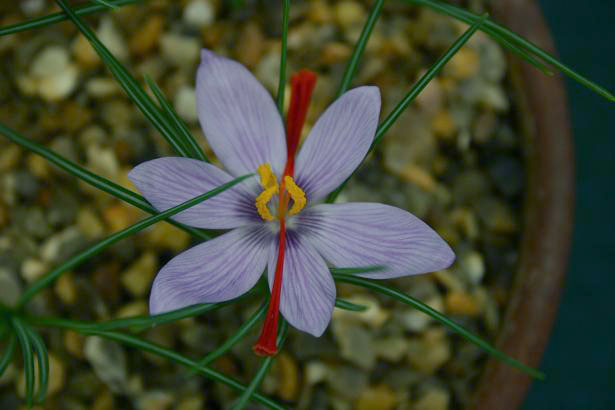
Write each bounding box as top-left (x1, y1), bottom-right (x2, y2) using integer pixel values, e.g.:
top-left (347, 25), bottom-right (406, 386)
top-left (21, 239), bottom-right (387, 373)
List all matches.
top-left (149, 225), bottom-right (272, 314)
top-left (268, 232), bottom-right (336, 337)
top-left (128, 157), bottom-right (260, 229)
top-left (196, 49), bottom-right (287, 177)
top-left (294, 86), bottom-right (381, 202)
top-left (297, 202), bottom-right (455, 279)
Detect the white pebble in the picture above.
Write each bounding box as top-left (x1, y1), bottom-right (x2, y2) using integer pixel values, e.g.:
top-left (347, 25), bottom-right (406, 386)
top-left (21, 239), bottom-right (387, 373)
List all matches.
top-left (174, 86), bottom-right (198, 123)
top-left (183, 0), bottom-right (215, 28)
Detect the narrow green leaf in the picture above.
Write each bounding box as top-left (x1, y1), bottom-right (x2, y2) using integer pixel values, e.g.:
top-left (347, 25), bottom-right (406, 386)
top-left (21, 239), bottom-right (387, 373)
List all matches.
top-left (145, 75), bottom-right (210, 162)
top-left (0, 121), bottom-right (211, 241)
top-left (0, 0), bottom-right (140, 36)
top-left (333, 273), bottom-right (545, 380)
top-left (54, 0), bottom-right (193, 156)
top-left (18, 173), bottom-right (254, 307)
top-left (11, 318), bottom-right (35, 407)
top-left (92, 0), bottom-right (119, 9)
top-left (191, 299), bottom-right (268, 373)
top-left (336, 0), bottom-right (384, 97)
top-left (83, 329), bottom-right (287, 410)
top-left (326, 13), bottom-right (487, 203)
top-left (276, 0), bottom-right (290, 114)
top-left (329, 265), bottom-right (385, 275)
top-left (408, 0), bottom-right (614, 101)
top-left (232, 319), bottom-right (288, 410)
top-left (486, 29), bottom-right (553, 76)
top-left (25, 327), bottom-right (49, 403)
top-left (335, 298), bottom-right (368, 312)
top-left (27, 287), bottom-right (261, 333)
top-left (0, 334), bottom-right (17, 376)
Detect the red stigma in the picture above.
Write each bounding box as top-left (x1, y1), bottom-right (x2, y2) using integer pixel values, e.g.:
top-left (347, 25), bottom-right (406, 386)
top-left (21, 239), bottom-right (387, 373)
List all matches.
top-left (253, 69), bottom-right (316, 356)
top-left (283, 69), bottom-right (317, 177)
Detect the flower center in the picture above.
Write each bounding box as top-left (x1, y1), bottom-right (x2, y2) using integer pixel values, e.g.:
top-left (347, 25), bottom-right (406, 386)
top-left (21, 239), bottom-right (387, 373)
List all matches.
top-left (255, 163), bottom-right (306, 222)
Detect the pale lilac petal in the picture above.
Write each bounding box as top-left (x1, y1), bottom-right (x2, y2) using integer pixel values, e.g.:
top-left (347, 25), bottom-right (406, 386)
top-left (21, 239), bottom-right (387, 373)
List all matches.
top-left (297, 203), bottom-right (455, 279)
top-left (196, 49), bottom-right (287, 177)
top-left (294, 87), bottom-right (381, 202)
top-left (268, 232), bottom-right (336, 336)
top-left (128, 157), bottom-right (260, 229)
top-left (150, 226), bottom-right (272, 314)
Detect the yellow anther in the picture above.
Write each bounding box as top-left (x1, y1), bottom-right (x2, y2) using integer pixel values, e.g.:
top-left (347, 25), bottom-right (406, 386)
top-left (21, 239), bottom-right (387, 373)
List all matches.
top-left (284, 176), bottom-right (306, 216)
top-left (256, 185), bottom-right (278, 221)
top-left (257, 164), bottom-right (277, 190)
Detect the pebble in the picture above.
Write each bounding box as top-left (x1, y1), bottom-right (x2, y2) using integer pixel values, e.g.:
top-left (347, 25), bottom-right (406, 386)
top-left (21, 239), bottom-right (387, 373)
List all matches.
top-left (274, 352), bottom-right (299, 401)
top-left (320, 42), bottom-right (352, 65)
top-left (356, 385), bottom-right (398, 410)
top-left (76, 208), bottom-right (106, 240)
top-left (235, 22), bottom-right (265, 68)
top-left (135, 391), bottom-right (174, 410)
top-left (17, 353), bottom-right (66, 397)
top-left (333, 295), bottom-right (389, 328)
top-left (40, 226), bottom-right (83, 263)
top-left (332, 320), bottom-right (375, 369)
top-left (54, 273), bottom-right (78, 305)
top-left (130, 15), bottom-right (164, 56)
top-left (459, 251), bottom-right (485, 284)
top-left (0, 268), bottom-right (22, 307)
top-left (413, 387), bottom-right (450, 410)
top-left (73, 34), bottom-right (100, 67)
top-left (115, 300), bottom-right (149, 318)
top-left (174, 86), bottom-right (198, 123)
top-left (86, 78), bottom-right (120, 98)
top-left (19, 45), bottom-right (79, 102)
top-left (21, 257), bottom-right (48, 283)
top-left (177, 396), bottom-right (204, 410)
top-left (399, 296), bottom-right (443, 332)
top-left (407, 328), bottom-right (451, 374)
top-left (446, 47), bottom-right (480, 80)
top-left (445, 290), bottom-right (481, 316)
top-left (87, 144), bottom-right (120, 179)
top-left (183, 0), bottom-right (215, 28)
top-left (97, 17), bottom-right (129, 61)
top-left (327, 365), bottom-right (368, 400)
top-left (84, 336), bottom-right (128, 393)
top-left (102, 203), bottom-right (140, 232)
top-left (121, 252), bottom-right (158, 297)
top-left (64, 330), bottom-right (85, 358)
top-left (373, 337), bottom-right (409, 362)
top-left (334, 1), bottom-right (366, 28)
top-left (144, 222), bottom-right (190, 252)
top-left (160, 33), bottom-right (200, 67)
top-left (0, 145), bottom-right (21, 172)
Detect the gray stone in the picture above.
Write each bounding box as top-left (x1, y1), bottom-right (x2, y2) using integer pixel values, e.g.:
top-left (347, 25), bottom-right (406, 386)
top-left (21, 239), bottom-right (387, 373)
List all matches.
top-left (84, 336), bottom-right (128, 393)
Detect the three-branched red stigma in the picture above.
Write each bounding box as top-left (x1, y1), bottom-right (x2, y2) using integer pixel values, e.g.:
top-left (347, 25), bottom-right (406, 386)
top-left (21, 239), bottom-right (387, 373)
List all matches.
top-left (252, 69), bottom-right (317, 356)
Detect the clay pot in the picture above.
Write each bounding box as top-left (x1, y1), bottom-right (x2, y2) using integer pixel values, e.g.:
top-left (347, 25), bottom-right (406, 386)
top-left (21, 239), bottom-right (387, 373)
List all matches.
top-left (472, 0), bottom-right (574, 408)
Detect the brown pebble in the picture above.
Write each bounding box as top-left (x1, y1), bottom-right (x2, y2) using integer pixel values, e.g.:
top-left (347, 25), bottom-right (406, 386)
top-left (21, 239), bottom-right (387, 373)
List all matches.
top-left (356, 384), bottom-right (398, 410)
top-left (235, 22), bottom-right (265, 68)
top-left (64, 330), bottom-right (85, 358)
top-left (445, 290), bottom-right (481, 316)
top-left (276, 352), bottom-right (299, 401)
top-left (130, 15), bottom-right (164, 56)
top-left (320, 42), bottom-right (352, 65)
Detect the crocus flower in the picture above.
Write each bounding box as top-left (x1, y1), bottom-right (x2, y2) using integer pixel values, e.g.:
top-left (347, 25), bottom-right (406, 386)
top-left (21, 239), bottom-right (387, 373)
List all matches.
top-left (128, 49), bottom-right (454, 356)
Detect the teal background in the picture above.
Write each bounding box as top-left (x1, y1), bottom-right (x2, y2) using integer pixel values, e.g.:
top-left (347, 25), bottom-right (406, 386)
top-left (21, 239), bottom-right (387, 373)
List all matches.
top-left (523, 1), bottom-right (614, 409)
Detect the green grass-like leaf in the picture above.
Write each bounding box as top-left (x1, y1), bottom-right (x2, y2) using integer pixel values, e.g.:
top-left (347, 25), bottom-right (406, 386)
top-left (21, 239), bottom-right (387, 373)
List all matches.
top-left (333, 273), bottom-right (545, 380)
top-left (92, 0), bottom-right (119, 9)
top-left (408, 0), bottom-right (614, 101)
top-left (145, 75), bottom-right (210, 162)
top-left (329, 265), bottom-right (386, 275)
top-left (276, 0), bottom-right (290, 114)
top-left (326, 13), bottom-right (488, 203)
top-left (27, 287), bottom-right (261, 333)
top-left (0, 334), bottom-right (17, 377)
top-left (0, 122), bottom-right (212, 241)
top-left (0, 0), bottom-right (140, 36)
top-left (334, 298), bottom-right (368, 312)
top-left (17, 173), bottom-right (254, 307)
top-left (54, 0), bottom-right (194, 157)
top-left (336, 0), bottom-right (384, 98)
top-left (75, 328), bottom-right (287, 410)
top-left (232, 319), bottom-right (288, 410)
top-left (25, 328), bottom-right (49, 404)
top-left (11, 318), bottom-right (35, 407)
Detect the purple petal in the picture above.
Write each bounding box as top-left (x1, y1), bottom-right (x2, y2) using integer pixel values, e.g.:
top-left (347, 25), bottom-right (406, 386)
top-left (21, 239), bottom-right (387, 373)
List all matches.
top-left (128, 157), bottom-right (260, 229)
top-left (150, 225), bottom-right (272, 314)
top-left (196, 49), bottom-right (287, 177)
top-left (294, 87), bottom-right (380, 202)
top-left (297, 203), bottom-right (455, 279)
top-left (268, 232), bottom-right (336, 336)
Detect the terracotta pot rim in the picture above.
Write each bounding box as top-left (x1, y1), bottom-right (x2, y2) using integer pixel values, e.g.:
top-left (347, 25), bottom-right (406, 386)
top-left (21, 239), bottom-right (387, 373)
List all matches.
top-left (472, 0), bottom-right (574, 409)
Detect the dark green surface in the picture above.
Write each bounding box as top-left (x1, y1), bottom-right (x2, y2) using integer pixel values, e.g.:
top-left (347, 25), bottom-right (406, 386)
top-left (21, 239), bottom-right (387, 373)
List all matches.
top-left (524, 1), bottom-right (615, 409)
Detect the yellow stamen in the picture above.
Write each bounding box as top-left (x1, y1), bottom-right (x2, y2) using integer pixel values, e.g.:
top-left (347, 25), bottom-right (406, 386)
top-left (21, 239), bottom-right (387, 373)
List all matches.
top-left (284, 176), bottom-right (306, 216)
top-left (256, 185), bottom-right (278, 221)
top-left (257, 164), bottom-right (277, 190)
